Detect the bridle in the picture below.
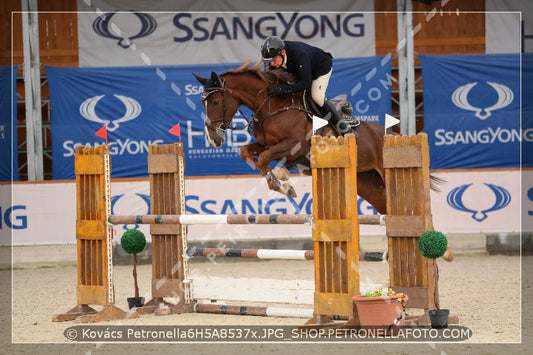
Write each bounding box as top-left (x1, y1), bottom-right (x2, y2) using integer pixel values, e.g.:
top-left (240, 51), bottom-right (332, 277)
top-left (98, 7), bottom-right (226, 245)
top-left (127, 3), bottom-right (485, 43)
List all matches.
top-left (200, 79), bottom-right (235, 132)
top-left (201, 77), bottom-right (264, 147)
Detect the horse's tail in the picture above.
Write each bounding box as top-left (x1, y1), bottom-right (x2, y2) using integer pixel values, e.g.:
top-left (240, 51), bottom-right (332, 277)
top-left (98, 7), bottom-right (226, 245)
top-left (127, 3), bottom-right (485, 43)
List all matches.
top-left (430, 172), bottom-right (446, 192)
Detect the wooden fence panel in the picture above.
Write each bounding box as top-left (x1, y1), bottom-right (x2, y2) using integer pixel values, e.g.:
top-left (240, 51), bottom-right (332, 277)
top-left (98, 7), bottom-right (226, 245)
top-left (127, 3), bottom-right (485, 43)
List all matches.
top-left (384, 133), bottom-right (436, 310)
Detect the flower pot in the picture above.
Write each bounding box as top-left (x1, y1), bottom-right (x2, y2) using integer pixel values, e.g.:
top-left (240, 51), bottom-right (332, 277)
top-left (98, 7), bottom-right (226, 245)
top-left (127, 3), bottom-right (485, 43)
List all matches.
top-left (429, 309), bottom-right (449, 329)
top-left (127, 297), bottom-right (145, 309)
top-left (353, 294), bottom-right (408, 330)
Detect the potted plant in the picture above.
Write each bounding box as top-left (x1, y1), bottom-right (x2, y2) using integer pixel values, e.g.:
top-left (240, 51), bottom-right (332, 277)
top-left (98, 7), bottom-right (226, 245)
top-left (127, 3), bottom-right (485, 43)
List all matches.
top-left (353, 288), bottom-right (409, 331)
top-left (120, 229), bottom-right (147, 309)
top-left (419, 230), bottom-right (450, 328)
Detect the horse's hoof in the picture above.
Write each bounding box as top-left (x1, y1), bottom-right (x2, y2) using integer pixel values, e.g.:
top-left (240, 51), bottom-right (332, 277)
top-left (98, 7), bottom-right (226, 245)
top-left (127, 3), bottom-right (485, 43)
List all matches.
top-left (280, 183), bottom-right (297, 198)
top-left (154, 305), bottom-right (171, 316)
top-left (441, 248), bottom-right (453, 262)
top-left (272, 166), bottom-right (290, 181)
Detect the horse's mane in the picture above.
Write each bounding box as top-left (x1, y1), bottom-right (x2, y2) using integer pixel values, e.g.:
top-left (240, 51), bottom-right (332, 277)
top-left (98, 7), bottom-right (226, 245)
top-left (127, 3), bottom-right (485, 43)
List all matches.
top-left (221, 59), bottom-right (294, 85)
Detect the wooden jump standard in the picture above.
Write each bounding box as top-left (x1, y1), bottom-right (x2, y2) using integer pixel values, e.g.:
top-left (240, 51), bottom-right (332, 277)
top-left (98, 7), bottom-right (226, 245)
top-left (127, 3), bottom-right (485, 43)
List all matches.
top-left (306, 134), bottom-right (360, 325)
top-left (383, 134), bottom-right (438, 323)
top-left (54, 133), bottom-right (438, 325)
top-left (52, 145), bottom-right (126, 322)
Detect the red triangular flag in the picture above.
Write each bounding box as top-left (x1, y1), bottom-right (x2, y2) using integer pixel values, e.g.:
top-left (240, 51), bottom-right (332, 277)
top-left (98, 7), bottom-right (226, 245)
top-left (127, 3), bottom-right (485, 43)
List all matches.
top-left (169, 123), bottom-right (181, 143)
top-left (95, 124), bottom-right (108, 144)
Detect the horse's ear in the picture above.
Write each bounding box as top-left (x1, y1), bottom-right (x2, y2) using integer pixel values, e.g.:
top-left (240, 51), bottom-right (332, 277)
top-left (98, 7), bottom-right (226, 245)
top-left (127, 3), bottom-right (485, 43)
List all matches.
top-left (193, 73), bottom-right (209, 86)
top-left (210, 71), bottom-right (222, 87)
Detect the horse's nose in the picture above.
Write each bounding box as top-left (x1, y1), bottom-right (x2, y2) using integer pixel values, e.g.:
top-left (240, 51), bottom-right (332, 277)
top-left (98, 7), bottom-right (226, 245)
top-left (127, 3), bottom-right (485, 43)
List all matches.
top-left (206, 134), bottom-right (223, 148)
top-left (204, 125), bottom-right (221, 148)
top-left (215, 127), bottom-right (225, 141)
top-left (206, 127), bottom-right (225, 148)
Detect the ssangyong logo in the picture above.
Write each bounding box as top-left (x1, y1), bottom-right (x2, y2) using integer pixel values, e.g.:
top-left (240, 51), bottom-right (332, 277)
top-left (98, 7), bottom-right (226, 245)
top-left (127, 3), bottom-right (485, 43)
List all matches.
top-left (447, 183), bottom-right (511, 222)
top-left (79, 94), bottom-right (141, 131)
top-left (93, 11), bottom-right (157, 48)
top-left (451, 81), bottom-right (514, 120)
top-left (111, 193), bottom-right (150, 231)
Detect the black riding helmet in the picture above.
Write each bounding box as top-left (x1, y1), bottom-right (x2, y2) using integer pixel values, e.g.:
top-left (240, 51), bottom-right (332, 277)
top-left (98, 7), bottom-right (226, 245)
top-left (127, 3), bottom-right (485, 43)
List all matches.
top-left (261, 36), bottom-right (285, 62)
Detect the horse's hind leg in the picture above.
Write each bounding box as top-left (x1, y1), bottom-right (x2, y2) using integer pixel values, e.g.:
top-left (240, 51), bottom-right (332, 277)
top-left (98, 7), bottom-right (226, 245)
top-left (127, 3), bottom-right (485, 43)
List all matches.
top-left (356, 170), bottom-right (387, 215)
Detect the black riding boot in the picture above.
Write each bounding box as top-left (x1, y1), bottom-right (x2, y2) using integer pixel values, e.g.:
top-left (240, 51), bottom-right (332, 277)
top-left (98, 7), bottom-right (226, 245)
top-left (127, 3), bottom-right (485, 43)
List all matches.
top-left (322, 99), bottom-right (351, 135)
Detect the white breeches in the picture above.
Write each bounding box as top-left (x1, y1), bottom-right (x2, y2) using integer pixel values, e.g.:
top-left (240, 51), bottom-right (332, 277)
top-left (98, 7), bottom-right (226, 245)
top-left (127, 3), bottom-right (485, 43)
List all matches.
top-left (311, 69), bottom-right (332, 107)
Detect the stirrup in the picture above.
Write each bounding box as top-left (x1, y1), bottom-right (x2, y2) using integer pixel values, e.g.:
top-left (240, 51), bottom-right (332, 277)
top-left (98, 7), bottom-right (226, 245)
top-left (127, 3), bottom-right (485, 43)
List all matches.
top-left (342, 114), bottom-right (360, 128)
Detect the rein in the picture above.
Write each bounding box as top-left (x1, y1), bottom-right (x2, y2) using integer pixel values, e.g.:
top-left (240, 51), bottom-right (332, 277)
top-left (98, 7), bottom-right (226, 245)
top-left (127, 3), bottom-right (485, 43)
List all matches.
top-left (252, 93), bottom-right (311, 148)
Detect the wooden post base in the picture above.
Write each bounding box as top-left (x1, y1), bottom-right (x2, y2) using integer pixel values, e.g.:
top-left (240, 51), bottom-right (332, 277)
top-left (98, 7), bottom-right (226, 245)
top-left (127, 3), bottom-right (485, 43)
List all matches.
top-left (77, 305), bottom-right (126, 323)
top-left (303, 314), bottom-right (341, 328)
top-left (52, 304), bottom-right (126, 323)
top-left (128, 297), bottom-right (195, 317)
top-left (52, 304), bottom-right (97, 322)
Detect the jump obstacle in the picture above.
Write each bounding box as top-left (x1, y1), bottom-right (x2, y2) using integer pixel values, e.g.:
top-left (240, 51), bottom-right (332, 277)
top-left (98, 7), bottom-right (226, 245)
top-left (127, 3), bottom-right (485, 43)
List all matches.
top-left (53, 133), bottom-right (440, 325)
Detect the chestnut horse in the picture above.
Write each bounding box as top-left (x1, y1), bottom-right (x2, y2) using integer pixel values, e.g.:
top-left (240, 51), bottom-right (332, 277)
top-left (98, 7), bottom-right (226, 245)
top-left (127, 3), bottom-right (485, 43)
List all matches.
top-left (193, 60), bottom-right (391, 214)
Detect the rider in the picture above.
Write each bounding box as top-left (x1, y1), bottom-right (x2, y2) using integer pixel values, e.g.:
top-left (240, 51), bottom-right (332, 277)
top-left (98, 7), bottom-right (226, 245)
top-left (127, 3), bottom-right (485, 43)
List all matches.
top-left (260, 36), bottom-right (358, 133)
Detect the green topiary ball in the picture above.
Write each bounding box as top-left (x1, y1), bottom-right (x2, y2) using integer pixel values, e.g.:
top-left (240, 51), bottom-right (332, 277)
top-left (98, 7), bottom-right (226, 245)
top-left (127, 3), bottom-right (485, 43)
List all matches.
top-left (418, 231), bottom-right (448, 259)
top-left (120, 229), bottom-right (146, 254)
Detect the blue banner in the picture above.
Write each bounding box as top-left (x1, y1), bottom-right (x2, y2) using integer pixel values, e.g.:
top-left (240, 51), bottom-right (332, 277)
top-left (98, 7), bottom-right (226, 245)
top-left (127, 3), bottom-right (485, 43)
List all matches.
top-left (331, 56), bottom-right (392, 126)
top-left (0, 66), bottom-right (19, 181)
top-left (420, 53), bottom-right (528, 169)
top-left (47, 57), bottom-right (391, 179)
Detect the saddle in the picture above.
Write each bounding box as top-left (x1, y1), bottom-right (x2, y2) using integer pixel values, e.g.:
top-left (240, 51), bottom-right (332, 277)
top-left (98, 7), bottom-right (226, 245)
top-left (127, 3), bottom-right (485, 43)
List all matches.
top-left (282, 92), bottom-right (361, 174)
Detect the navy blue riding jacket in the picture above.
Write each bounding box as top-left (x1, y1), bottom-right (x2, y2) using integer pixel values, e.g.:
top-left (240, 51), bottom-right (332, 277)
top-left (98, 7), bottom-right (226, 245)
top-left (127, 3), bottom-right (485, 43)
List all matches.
top-left (269, 40), bottom-right (333, 94)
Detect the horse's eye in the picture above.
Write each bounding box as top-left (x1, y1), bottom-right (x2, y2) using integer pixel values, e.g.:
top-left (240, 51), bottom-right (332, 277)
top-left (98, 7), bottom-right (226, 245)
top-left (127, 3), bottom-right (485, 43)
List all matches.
top-left (212, 100), bottom-right (219, 105)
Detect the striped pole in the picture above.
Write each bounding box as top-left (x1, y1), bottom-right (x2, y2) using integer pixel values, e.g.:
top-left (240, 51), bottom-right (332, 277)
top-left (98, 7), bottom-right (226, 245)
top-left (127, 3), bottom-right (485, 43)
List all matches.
top-left (186, 247), bottom-right (314, 260)
top-left (194, 303), bottom-right (349, 320)
top-left (186, 247), bottom-right (387, 262)
top-left (110, 214), bottom-right (311, 225)
top-left (109, 214), bottom-right (385, 226)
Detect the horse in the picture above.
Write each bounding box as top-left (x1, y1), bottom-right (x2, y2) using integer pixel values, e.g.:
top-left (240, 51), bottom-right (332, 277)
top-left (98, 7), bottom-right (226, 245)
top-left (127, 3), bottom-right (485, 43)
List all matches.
top-left (193, 60), bottom-right (392, 215)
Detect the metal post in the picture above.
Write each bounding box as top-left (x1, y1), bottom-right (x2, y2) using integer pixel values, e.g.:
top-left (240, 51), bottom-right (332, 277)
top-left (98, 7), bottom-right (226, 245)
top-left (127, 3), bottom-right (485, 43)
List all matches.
top-left (21, 0), bottom-right (43, 180)
top-left (406, 7), bottom-right (416, 136)
top-left (397, 0), bottom-right (416, 136)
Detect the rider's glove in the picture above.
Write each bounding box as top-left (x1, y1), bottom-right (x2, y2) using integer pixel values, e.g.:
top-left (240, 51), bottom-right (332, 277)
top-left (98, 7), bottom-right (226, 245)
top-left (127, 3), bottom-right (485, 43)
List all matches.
top-left (267, 86), bottom-right (283, 96)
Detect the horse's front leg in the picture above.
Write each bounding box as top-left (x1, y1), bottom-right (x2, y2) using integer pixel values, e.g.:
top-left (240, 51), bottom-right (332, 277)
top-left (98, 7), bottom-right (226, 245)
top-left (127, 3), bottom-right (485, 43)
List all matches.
top-left (239, 143), bottom-right (285, 195)
top-left (254, 140), bottom-right (306, 198)
top-left (240, 143), bottom-right (293, 196)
